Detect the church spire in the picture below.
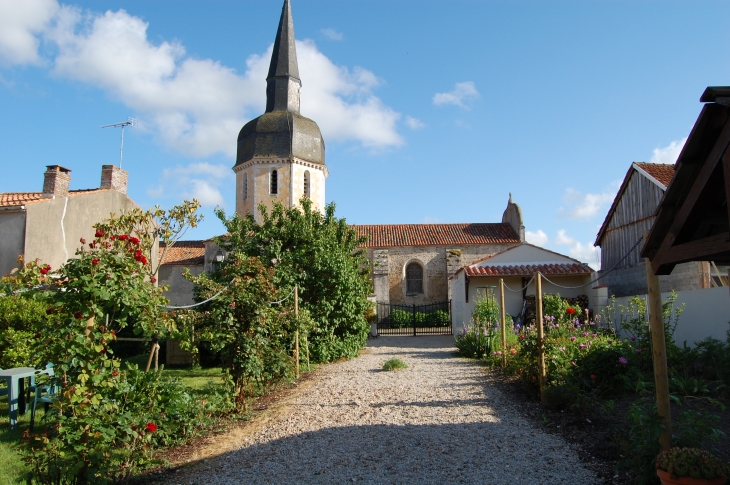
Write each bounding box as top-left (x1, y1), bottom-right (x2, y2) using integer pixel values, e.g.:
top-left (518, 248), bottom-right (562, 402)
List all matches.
top-left (266, 0), bottom-right (301, 114)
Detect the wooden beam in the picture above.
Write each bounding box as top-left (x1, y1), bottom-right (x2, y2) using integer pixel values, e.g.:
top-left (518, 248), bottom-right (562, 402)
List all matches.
top-left (652, 232), bottom-right (730, 274)
top-left (535, 273), bottom-right (546, 402)
top-left (723, 149), bottom-right (730, 231)
top-left (646, 249), bottom-right (672, 452)
top-left (500, 278), bottom-right (507, 368)
top-left (652, 119), bottom-right (730, 260)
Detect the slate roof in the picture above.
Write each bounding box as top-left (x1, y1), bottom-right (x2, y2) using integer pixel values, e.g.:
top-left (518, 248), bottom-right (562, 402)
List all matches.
top-left (353, 223), bottom-right (520, 248)
top-left (463, 263), bottom-right (593, 277)
top-left (634, 162), bottom-right (676, 187)
top-left (0, 189), bottom-right (107, 208)
top-left (159, 241), bottom-right (205, 266)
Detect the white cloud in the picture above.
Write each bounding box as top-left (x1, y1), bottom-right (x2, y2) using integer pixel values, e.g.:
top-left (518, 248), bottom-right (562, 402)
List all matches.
top-left (433, 82), bottom-right (480, 108)
top-left (558, 185), bottom-right (618, 220)
top-left (149, 162), bottom-right (229, 207)
top-left (405, 116), bottom-right (425, 130)
top-left (525, 229), bottom-right (548, 247)
top-left (0, 0), bottom-right (58, 65)
top-left (320, 28), bottom-right (343, 41)
top-left (6, 2), bottom-right (403, 155)
top-left (648, 137), bottom-right (687, 164)
top-left (422, 216), bottom-right (441, 223)
top-left (554, 229), bottom-right (600, 269)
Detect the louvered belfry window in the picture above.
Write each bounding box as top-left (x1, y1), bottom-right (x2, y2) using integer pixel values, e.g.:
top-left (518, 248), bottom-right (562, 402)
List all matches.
top-left (270, 169), bottom-right (278, 195)
top-left (406, 262), bottom-right (423, 294)
top-left (243, 173), bottom-right (248, 201)
top-left (303, 170), bottom-right (310, 198)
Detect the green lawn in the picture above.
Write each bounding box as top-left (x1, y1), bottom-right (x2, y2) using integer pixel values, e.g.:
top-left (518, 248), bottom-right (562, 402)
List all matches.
top-left (0, 359), bottom-right (224, 484)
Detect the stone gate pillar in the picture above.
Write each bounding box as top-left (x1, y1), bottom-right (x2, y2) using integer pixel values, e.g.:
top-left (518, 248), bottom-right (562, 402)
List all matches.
top-left (372, 249), bottom-right (389, 303)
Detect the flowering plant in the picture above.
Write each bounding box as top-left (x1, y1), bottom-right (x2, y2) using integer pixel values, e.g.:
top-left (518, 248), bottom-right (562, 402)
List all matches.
top-left (656, 447), bottom-right (729, 480)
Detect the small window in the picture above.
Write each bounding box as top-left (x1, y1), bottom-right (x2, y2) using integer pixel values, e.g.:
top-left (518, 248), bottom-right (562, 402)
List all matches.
top-left (303, 170), bottom-right (310, 199)
top-left (406, 262), bottom-right (423, 295)
top-left (270, 169), bottom-right (278, 195)
top-left (242, 173), bottom-right (248, 201)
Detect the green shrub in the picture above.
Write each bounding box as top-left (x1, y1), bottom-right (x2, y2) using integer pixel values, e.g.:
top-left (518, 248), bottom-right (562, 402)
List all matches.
top-left (382, 358), bottom-right (408, 371)
top-left (0, 294), bottom-right (55, 369)
top-left (455, 324), bottom-right (497, 359)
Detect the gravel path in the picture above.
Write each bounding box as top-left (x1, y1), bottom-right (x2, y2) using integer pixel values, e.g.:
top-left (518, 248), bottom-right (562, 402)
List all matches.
top-left (171, 336), bottom-right (598, 484)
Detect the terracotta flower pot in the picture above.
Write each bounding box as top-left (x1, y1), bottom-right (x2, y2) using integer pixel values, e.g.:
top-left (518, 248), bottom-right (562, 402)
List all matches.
top-left (657, 469), bottom-right (727, 485)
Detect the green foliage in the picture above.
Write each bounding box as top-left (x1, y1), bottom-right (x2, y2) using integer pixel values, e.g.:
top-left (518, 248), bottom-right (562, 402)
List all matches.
top-left (0, 292), bottom-right (59, 369)
top-left (211, 199), bottom-right (372, 363)
top-left (472, 293), bottom-right (500, 326)
top-left (382, 358), bottom-right (408, 371)
top-left (656, 448), bottom-right (729, 480)
top-left (178, 255), bottom-right (297, 408)
top-left (455, 323), bottom-right (497, 359)
top-left (388, 309), bottom-right (450, 328)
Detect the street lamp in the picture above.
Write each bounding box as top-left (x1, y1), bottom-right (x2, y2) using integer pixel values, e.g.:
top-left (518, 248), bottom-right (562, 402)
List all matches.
top-left (214, 249), bottom-right (225, 264)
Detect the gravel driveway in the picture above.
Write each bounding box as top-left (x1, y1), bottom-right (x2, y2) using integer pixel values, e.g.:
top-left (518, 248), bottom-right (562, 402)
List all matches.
top-left (171, 336), bottom-right (598, 484)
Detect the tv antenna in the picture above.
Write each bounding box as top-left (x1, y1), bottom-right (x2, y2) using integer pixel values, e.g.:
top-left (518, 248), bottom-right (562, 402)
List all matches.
top-left (101, 117), bottom-right (137, 168)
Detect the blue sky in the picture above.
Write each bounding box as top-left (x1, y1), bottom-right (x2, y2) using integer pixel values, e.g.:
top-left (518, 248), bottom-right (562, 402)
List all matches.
top-left (1, 0), bottom-right (728, 269)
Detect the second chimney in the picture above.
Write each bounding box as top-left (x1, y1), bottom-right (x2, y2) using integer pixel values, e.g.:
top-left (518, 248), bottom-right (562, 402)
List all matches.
top-left (100, 165), bottom-right (128, 194)
top-left (42, 165), bottom-right (71, 198)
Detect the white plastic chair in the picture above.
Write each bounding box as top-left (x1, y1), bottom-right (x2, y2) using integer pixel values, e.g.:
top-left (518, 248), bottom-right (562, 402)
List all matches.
top-left (30, 364), bottom-right (56, 430)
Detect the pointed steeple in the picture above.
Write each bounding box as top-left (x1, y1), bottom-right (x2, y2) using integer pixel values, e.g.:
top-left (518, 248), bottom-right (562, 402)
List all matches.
top-left (266, 0), bottom-right (301, 113)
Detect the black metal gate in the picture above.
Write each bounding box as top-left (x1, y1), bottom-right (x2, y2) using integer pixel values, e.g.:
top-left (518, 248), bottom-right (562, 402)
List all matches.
top-left (375, 301), bottom-right (452, 336)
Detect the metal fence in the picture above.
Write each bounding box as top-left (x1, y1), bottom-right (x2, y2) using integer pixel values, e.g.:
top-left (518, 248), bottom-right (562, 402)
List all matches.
top-left (375, 301), bottom-right (452, 336)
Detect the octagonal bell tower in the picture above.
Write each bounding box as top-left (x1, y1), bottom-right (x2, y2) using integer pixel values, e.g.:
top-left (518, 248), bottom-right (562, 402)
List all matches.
top-left (233, 0), bottom-right (327, 222)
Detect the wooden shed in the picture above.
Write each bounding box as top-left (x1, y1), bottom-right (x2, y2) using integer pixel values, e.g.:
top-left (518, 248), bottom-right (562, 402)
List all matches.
top-left (595, 162), bottom-right (710, 297)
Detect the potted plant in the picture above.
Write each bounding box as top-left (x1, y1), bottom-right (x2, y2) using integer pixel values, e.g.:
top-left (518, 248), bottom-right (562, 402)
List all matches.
top-left (656, 448), bottom-right (729, 485)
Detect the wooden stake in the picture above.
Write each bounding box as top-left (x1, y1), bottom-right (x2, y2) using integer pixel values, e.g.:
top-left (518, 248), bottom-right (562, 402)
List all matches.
top-left (645, 233), bottom-right (672, 451)
top-left (84, 316), bottom-right (95, 338)
top-left (499, 278), bottom-right (507, 368)
top-left (536, 273), bottom-right (546, 401)
top-left (145, 344), bottom-right (156, 372)
top-left (294, 286), bottom-right (299, 379)
top-left (154, 343), bottom-right (159, 371)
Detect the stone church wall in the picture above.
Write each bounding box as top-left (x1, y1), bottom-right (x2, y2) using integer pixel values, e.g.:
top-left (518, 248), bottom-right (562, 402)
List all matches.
top-left (367, 243), bottom-right (518, 305)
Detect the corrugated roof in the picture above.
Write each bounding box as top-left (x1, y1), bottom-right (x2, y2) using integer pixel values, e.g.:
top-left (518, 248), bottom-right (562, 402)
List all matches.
top-left (634, 162), bottom-right (676, 187)
top-left (464, 263), bottom-right (592, 277)
top-left (0, 189), bottom-right (107, 208)
top-left (353, 223), bottom-right (519, 248)
top-left (159, 241), bottom-right (205, 266)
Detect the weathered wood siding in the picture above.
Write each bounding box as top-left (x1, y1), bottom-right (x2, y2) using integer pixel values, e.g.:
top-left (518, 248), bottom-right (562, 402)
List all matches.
top-left (600, 169), bottom-right (665, 270)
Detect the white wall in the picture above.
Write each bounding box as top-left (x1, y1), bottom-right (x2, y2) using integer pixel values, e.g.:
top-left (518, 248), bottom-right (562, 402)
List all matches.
top-left (604, 286), bottom-right (730, 346)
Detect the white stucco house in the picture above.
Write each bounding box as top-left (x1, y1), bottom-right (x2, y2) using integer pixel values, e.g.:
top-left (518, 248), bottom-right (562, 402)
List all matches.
top-left (449, 243), bottom-right (596, 332)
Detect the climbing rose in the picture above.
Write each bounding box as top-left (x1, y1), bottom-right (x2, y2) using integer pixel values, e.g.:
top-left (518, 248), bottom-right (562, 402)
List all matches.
top-left (150, 277), bottom-right (157, 283)
top-left (129, 236), bottom-right (140, 245)
top-left (112, 370), bottom-right (119, 377)
top-left (39, 265), bottom-right (50, 275)
top-left (95, 230), bottom-right (104, 238)
top-left (145, 422), bottom-right (157, 433)
top-left (118, 234), bottom-right (128, 241)
top-left (79, 237), bottom-right (86, 244)
top-left (74, 313), bottom-right (83, 320)
top-left (134, 249), bottom-right (143, 259)
top-left (138, 255), bottom-right (148, 265)
top-left (566, 308), bottom-right (576, 315)
top-left (92, 259), bottom-right (100, 265)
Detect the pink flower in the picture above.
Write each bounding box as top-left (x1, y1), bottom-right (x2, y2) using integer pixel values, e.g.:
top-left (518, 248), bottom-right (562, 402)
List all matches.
top-left (570, 336), bottom-right (576, 342)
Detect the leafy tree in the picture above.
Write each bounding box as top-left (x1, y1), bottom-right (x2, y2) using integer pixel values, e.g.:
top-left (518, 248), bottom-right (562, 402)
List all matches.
top-left (212, 199), bottom-right (372, 362)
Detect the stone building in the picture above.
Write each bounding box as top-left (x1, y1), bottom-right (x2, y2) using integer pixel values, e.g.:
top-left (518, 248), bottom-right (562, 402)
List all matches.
top-left (354, 196), bottom-right (525, 306)
top-left (594, 162), bottom-right (711, 297)
top-left (0, 164), bottom-right (145, 276)
top-left (233, 0), bottom-right (326, 222)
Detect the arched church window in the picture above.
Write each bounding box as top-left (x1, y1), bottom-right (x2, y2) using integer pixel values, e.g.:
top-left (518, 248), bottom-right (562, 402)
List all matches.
top-left (406, 262), bottom-right (423, 295)
top-left (243, 173), bottom-right (248, 201)
top-left (270, 169), bottom-right (278, 195)
top-left (303, 170), bottom-right (310, 199)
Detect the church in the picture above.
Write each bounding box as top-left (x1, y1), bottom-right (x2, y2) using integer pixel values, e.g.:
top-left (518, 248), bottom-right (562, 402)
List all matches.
top-left (159, 0), bottom-right (589, 330)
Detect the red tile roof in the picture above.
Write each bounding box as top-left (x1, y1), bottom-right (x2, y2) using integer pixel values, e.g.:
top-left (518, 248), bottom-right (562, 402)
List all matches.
top-left (634, 162), bottom-right (676, 187)
top-left (353, 223), bottom-right (519, 248)
top-left (159, 241), bottom-right (205, 266)
top-left (464, 263), bottom-right (592, 277)
top-left (0, 189), bottom-right (107, 208)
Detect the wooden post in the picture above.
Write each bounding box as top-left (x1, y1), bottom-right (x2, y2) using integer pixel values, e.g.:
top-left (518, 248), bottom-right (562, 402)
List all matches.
top-left (145, 344), bottom-right (156, 372)
top-left (84, 316), bottom-right (95, 337)
top-left (535, 272), bottom-right (546, 401)
top-left (645, 233), bottom-right (672, 451)
top-left (499, 278), bottom-right (507, 368)
top-left (154, 343), bottom-right (159, 371)
top-left (294, 286), bottom-right (299, 379)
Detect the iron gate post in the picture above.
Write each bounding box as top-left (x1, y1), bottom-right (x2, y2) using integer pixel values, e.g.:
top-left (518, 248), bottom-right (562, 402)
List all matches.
top-left (412, 304), bottom-right (416, 336)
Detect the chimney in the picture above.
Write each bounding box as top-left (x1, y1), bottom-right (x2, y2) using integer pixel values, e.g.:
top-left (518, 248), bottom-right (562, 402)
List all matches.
top-left (42, 165), bottom-right (71, 198)
top-left (100, 165), bottom-right (128, 194)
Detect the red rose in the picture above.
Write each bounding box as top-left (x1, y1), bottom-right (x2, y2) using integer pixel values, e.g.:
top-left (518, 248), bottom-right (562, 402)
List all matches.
top-left (95, 230), bottom-right (104, 238)
top-left (112, 370), bottom-right (119, 377)
top-left (46, 307), bottom-right (54, 315)
top-left (150, 277), bottom-right (157, 283)
top-left (74, 313), bottom-right (83, 320)
top-left (118, 234), bottom-right (128, 241)
top-left (100, 348), bottom-right (107, 354)
top-left (139, 256), bottom-right (148, 265)
top-left (134, 249), bottom-right (143, 259)
top-left (110, 235), bottom-right (116, 240)
top-left (145, 422), bottom-right (157, 433)
top-left (92, 258), bottom-right (100, 265)
top-left (80, 237), bottom-right (86, 244)
top-left (129, 236), bottom-right (140, 245)
top-left (40, 265), bottom-right (50, 275)
top-left (566, 308), bottom-right (576, 315)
